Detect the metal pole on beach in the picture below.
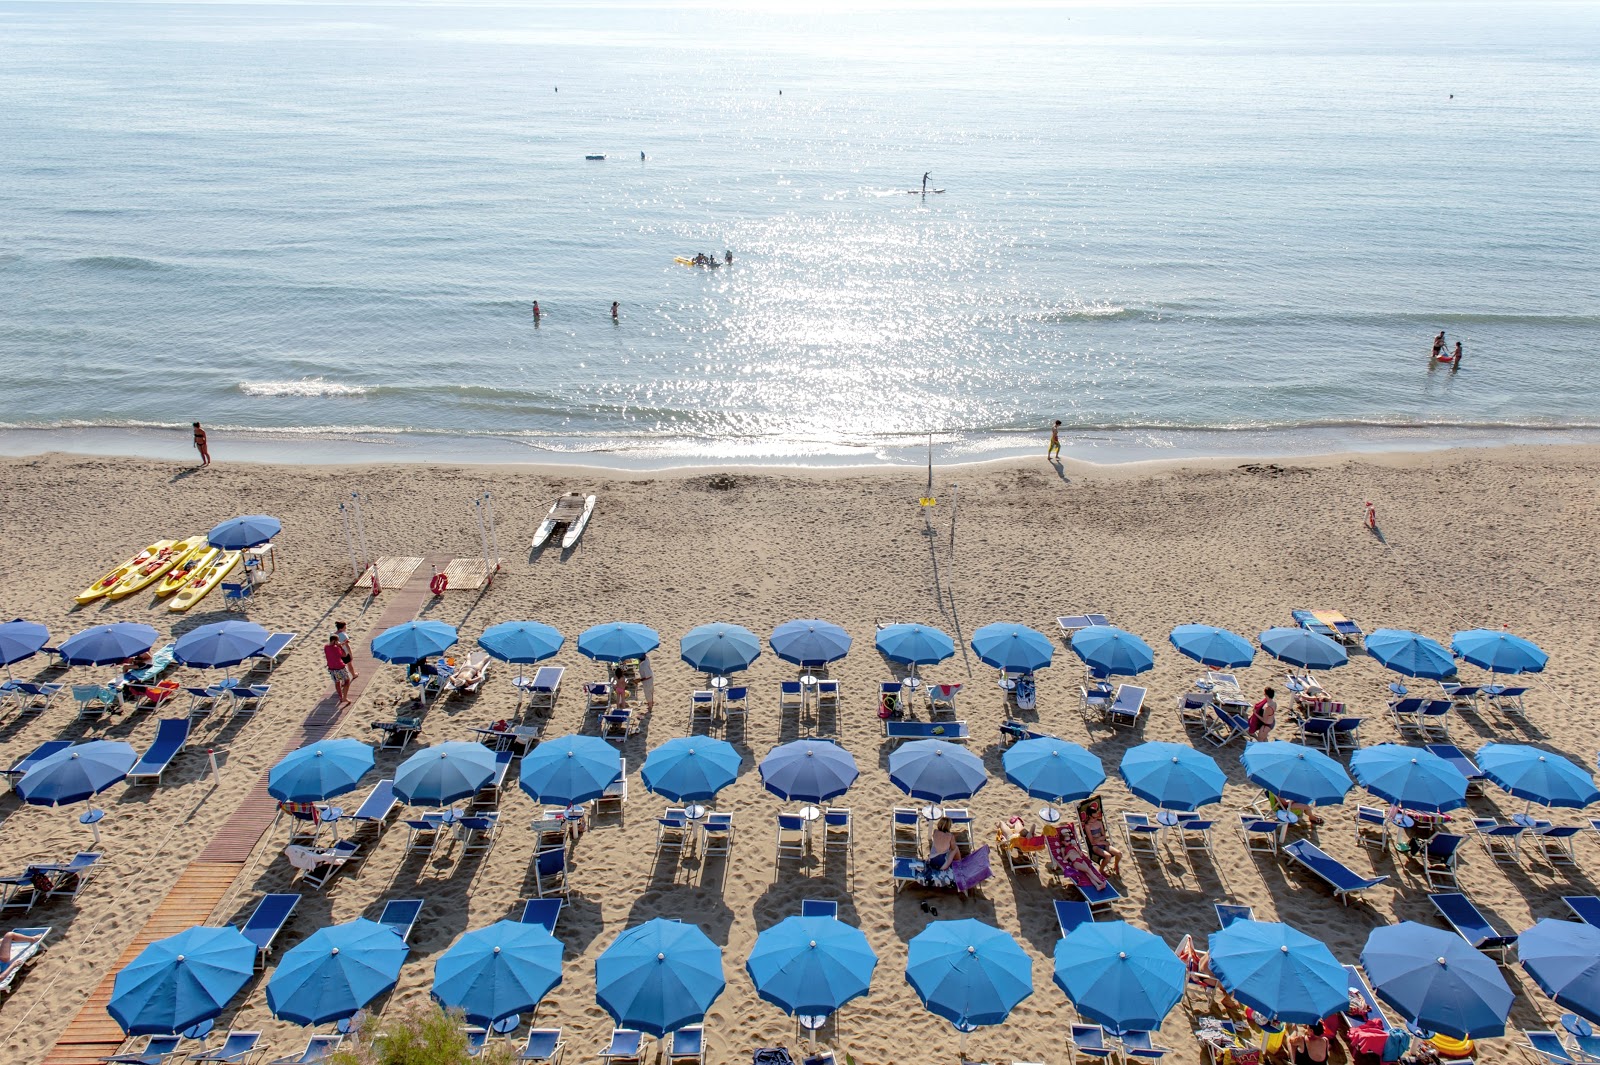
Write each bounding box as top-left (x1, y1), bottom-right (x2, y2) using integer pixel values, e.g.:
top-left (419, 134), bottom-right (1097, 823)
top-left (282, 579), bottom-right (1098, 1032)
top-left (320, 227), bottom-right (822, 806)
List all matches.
top-left (351, 492), bottom-right (370, 570)
top-left (339, 504), bottom-right (360, 583)
top-left (483, 492), bottom-right (501, 578)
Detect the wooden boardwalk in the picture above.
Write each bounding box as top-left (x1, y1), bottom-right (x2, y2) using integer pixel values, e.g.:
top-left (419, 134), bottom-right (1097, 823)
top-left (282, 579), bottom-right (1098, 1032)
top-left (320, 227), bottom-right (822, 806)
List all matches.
top-left (43, 554), bottom-right (453, 1064)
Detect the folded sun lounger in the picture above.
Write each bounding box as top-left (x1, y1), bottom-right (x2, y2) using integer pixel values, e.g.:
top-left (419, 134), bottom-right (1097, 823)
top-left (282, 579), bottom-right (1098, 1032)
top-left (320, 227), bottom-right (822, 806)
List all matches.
top-left (125, 717), bottom-right (191, 786)
top-left (1282, 839), bottom-right (1388, 904)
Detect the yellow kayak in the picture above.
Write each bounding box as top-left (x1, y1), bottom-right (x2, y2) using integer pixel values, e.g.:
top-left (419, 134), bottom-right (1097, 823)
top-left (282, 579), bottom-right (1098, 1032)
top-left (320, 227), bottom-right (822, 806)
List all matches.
top-left (107, 535), bottom-right (207, 600)
top-left (76, 540), bottom-right (179, 604)
top-left (168, 551), bottom-right (241, 613)
top-left (156, 544), bottom-right (219, 598)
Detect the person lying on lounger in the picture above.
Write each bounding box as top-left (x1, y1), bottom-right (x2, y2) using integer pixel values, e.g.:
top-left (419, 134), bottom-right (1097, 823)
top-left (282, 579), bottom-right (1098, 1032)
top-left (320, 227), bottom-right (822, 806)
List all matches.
top-left (0, 930), bottom-right (44, 965)
top-left (1076, 796), bottom-right (1123, 876)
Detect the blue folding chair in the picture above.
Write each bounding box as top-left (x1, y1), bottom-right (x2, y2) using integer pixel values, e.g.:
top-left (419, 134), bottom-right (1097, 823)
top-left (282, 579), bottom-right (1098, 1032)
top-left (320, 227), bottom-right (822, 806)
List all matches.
top-left (519, 1028), bottom-right (565, 1063)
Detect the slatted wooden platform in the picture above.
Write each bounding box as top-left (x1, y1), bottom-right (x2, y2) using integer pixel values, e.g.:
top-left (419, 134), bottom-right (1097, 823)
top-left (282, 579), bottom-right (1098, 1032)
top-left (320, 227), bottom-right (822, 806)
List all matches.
top-left (354, 555), bottom-right (422, 591)
top-left (440, 557), bottom-right (494, 590)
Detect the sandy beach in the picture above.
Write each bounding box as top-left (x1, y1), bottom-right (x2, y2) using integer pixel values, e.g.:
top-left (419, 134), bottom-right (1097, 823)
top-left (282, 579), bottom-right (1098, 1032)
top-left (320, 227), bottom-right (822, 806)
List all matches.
top-left (2, 444), bottom-right (1597, 1065)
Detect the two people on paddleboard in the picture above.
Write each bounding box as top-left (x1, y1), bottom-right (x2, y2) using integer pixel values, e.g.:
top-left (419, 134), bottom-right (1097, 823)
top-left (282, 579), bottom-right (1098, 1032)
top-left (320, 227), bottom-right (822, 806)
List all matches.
top-left (1431, 330), bottom-right (1464, 370)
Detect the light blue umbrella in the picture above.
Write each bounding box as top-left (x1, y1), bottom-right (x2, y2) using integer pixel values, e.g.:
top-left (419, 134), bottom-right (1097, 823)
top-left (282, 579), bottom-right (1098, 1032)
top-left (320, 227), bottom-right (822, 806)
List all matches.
top-left (1054, 920), bottom-right (1184, 1032)
top-left (208, 515), bottom-right (281, 550)
top-left (889, 740), bottom-right (988, 803)
top-left (759, 739), bottom-right (859, 804)
top-left (905, 919), bottom-right (1033, 1028)
top-left (747, 915), bottom-right (878, 1016)
top-left (0, 619), bottom-right (49, 673)
top-left (17, 741), bottom-right (137, 807)
top-left (370, 620), bottom-right (458, 664)
top-left (1351, 744), bottom-right (1467, 813)
top-left (680, 623), bottom-right (761, 675)
top-left (641, 737), bottom-right (740, 803)
top-left (519, 734), bottom-right (622, 806)
top-left (478, 621), bottom-right (564, 665)
top-left (1366, 629), bottom-right (1457, 680)
top-left (60, 622), bottom-right (160, 666)
top-left (769, 620), bottom-right (852, 668)
top-left (268, 739), bottom-right (375, 804)
top-left (432, 920), bottom-right (564, 1026)
top-left (1476, 744), bottom-right (1599, 810)
top-left (1207, 920), bottom-right (1347, 1024)
top-left (971, 623), bottom-right (1054, 673)
top-left (1258, 627), bottom-right (1347, 670)
top-left (595, 918), bottom-right (725, 1037)
top-left (1169, 625), bottom-right (1256, 670)
top-left (1241, 742), bottom-right (1353, 807)
top-left (107, 925), bottom-right (255, 1036)
top-left (393, 741), bottom-right (497, 807)
top-left (1518, 919), bottom-right (1600, 1025)
top-left (577, 622), bottom-right (660, 663)
top-left (1451, 629), bottom-right (1548, 675)
top-left (266, 918), bottom-right (409, 1026)
top-left (174, 621), bottom-right (269, 670)
top-left (1003, 738), bottom-right (1104, 806)
top-left (1361, 922), bottom-right (1513, 1039)
top-left (1070, 626), bottom-right (1155, 678)
top-left (874, 624), bottom-right (955, 666)
top-left (1118, 742), bottom-right (1225, 811)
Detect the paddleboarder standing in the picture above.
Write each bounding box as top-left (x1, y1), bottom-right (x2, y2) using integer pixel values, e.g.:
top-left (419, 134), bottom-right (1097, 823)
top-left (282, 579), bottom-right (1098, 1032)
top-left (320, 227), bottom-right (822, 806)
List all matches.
top-left (922, 171), bottom-right (930, 194)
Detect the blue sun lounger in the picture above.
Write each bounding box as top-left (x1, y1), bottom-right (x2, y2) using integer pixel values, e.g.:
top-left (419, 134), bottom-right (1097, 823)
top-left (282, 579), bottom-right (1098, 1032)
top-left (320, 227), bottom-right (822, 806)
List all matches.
top-left (240, 893), bottom-right (299, 967)
top-left (1523, 1030), bottom-right (1582, 1065)
top-left (377, 898), bottom-right (422, 943)
top-left (801, 899), bottom-right (838, 918)
top-left (1215, 904), bottom-right (1255, 929)
top-left (1343, 965), bottom-right (1396, 1036)
top-left (1106, 685), bottom-right (1147, 729)
top-left (0, 926), bottom-right (49, 995)
top-left (100, 1035), bottom-right (183, 1065)
top-left (125, 718), bottom-right (191, 787)
top-left (1282, 840), bottom-right (1388, 905)
top-left (1055, 899), bottom-right (1094, 937)
top-left (343, 779), bottom-right (398, 836)
top-left (3, 740), bottom-right (72, 789)
top-left (267, 1035), bottom-right (341, 1065)
top-left (1563, 896), bottom-right (1600, 928)
top-left (519, 1028), bottom-right (565, 1063)
top-left (1072, 877), bottom-right (1123, 915)
top-left (883, 720), bottom-right (969, 743)
top-left (1425, 743), bottom-right (1486, 793)
top-left (1429, 892), bottom-right (1518, 960)
top-left (519, 897), bottom-right (562, 933)
top-left (189, 1031), bottom-right (263, 1065)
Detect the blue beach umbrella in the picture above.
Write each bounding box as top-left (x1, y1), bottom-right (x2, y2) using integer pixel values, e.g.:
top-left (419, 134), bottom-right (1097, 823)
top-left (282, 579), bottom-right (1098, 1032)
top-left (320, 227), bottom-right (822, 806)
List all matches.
top-left (1241, 742), bottom-right (1353, 807)
top-left (1003, 738), bottom-right (1105, 806)
top-left (1518, 919), bottom-right (1600, 1025)
top-left (1118, 742), bottom-right (1225, 811)
top-left (1476, 744), bottom-right (1599, 810)
top-left (874, 624), bottom-right (956, 666)
top-left (641, 737), bottom-right (740, 803)
top-left (174, 620), bottom-right (269, 670)
top-left (268, 739), bottom-right (375, 804)
top-left (107, 926), bottom-right (254, 1036)
top-left (1451, 629), bottom-right (1548, 675)
top-left (970, 623), bottom-right (1054, 674)
top-left (1054, 921), bottom-right (1184, 1032)
top-left (1169, 625), bottom-right (1256, 670)
top-left (1207, 920), bottom-right (1347, 1024)
top-left (577, 622), bottom-right (660, 663)
top-left (0, 619), bottom-right (49, 672)
top-left (1361, 922), bottom-right (1513, 1039)
top-left (519, 734), bottom-right (622, 807)
top-left (1258, 627), bottom-right (1347, 670)
top-left (889, 740), bottom-right (988, 803)
top-left (208, 515), bottom-right (281, 550)
top-left (60, 622), bottom-right (160, 666)
top-left (370, 620), bottom-right (458, 664)
top-left (680, 623), bottom-right (761, 675)
top-left (747, 915), bottom-right (878, 1016)
top-left (595, 918), bottom-right (725, 1037)
top-left (1366, 629), bottom-right (1457, 680)
top-left (18, 741), bottom-right (137, 807)
top-left (759, 739), bottom-right (859, 804)
top-left (432, 920), bottom-right (564, 1026)
top-left (478, 621), bottom-right (564, 665)
top-left (266, 918), bottom-right (409, 1026)
top-left (393, 741), bottom-right (497, 807)
top-left (769, 619), bottom-right (852, 668)
top-left (905, 919), bottom-right (1033, 1028)
top-left (1070, 626), bottom-right (1155, 678)
top-left (1350, 744), bottom-right (1467, 813)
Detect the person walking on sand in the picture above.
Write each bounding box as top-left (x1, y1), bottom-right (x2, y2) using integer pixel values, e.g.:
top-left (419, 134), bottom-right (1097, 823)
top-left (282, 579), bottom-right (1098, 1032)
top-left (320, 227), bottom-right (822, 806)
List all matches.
top-left (611, 301), bottom-right (619, 320)
top-left (324, 634), bottom-right (352, 706)
top-left (1432, 331), bottom-right (1446, 359)
top-left (334, 620), bottom-right (357, 681)
top-left (1047, 420), bottom-right (1062, 459)
top-left (192, 422), bottom-right (210, 467)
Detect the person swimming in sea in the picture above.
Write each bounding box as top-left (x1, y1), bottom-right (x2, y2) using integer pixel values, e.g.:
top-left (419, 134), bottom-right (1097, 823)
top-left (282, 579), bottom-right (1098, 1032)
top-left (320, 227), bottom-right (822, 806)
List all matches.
top-left (1432, 331), bottom-right (1446, 359)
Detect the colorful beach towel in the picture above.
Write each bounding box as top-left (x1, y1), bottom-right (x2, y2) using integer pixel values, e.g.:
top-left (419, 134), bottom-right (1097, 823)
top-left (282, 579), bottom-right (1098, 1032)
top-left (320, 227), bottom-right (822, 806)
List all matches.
top-left (950, 844), bottom-right (992, 892)
top-left (1045, 824), bottom-right (1106, 889)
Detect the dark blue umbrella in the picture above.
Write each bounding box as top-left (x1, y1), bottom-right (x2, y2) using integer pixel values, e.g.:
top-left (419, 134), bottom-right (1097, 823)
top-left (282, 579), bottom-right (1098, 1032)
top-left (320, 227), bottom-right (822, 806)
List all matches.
top-left (478, 621), bottom-right (564, 664)
top-left (370, 620), bottom-right (458, 664)
top-left (595, 918), bottom-right (725, 1037)
top-left (207, 515), bottom-right (281, 550)
top-left (17, 741), bottom-right (137, 807)
top-left (905, 919), bottom-right (1033, 1028)
top-left (769, 619), bottom-right (853, 668)
top-left (759, 739), bottom-right (859, 804)
top-left (60, 622), bottom-right (160, 666)
top-left (641, 738), bottom-right (740, 803)
top-left (1169, 625), bottom-right (1255, 670)
top-left (970, 623), bottom-right (1054, 674)
top-left (747, 915), bottom-right (878, 1016)
top-left (1366, 629), bottom-right (1457, 680)
top-left (1259, 627), bottom-right (1347, 670)
top-left (0, 618), bottom-right (49, 671)
top-left (174, 621), bottom-right (269, 670)
top-left (268, 740), bottom-right (375, 804)
top-left (519, 734), bottom-right (622, 806)
top-left (432, 920), bottom-right (564, 1026)
top-left (266, 918), bottom-right (409, 1026)
top-left (1451, 629), bottom-right (1548, 675)
top-left (1241, 742), bottom-right (1353, 807)
top-left (107, 926), bottom-right (255, 1035)
top-left (577, 622), bottom-right (660, 663)
top-left (1003, 738), bottom-right (1104, 805)
top-left (1351, 744), bottom-right (1467, 813)
top-left (1476, 744), bottom-right (1599, 810)
top-left (1518, 919), bottom-right (1600, 1025)
top-left (874, 624), bottom-right (955, 666)
top-left (1070, 626), bottom-right (1155, 677)
top-left (1054, 921), bottom-right (1184, 1031)
top-left (889, 740), bottom-right (988, 803)
top-left (393, 741), bottom-right (496, 807)
top-left (1207, 920), bottom-right (1347, 1024)
top-left (1361, 922), bottom-right (1513, 1039)
top-left (680, 623), bottom-right (761, 675)
top-left (1118, 742), bottom-right (1225, 811)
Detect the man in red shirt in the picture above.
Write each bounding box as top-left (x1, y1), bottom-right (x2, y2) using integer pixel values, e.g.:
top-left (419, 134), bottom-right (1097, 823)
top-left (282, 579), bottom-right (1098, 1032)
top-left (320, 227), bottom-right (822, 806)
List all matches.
top-left (323, 634), bottom-right (352, 706)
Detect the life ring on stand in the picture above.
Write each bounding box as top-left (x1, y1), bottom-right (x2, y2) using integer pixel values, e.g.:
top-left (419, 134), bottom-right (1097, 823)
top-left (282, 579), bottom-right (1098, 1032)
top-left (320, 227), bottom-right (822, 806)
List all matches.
top-left (429, 572), bottom-right (449, 596)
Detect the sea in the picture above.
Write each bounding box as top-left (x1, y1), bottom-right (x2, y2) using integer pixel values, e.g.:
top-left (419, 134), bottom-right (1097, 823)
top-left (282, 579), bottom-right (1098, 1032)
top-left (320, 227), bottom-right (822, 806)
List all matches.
top-left (3, 0), bottom-right (1599, 468)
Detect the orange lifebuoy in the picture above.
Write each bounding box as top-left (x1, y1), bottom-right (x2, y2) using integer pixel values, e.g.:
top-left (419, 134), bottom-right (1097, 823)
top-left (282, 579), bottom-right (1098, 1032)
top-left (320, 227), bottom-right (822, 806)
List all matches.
top-left (430, 572), bottom-right (448, 595)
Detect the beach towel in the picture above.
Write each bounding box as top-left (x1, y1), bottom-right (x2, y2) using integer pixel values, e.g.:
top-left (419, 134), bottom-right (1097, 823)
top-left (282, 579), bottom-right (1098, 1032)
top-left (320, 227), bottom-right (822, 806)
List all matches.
top-left (1045, 825), bottom-right (1106, 890)
top-left (950, 845), bottom-right (992, 892)
top-left (903, 858), bottom-right (956, 890)
top-left (278, 801), bottom-right (321, 824)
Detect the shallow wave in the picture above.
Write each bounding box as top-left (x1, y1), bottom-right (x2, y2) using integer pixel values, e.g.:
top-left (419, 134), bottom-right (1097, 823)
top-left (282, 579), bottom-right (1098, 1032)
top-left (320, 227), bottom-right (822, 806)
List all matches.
top-left (1034, 305), bottom-right (1138, 322)
top-left (69, 255), bottom-right (169, 272)
top-left (238, 378), bottom-right (370, 398)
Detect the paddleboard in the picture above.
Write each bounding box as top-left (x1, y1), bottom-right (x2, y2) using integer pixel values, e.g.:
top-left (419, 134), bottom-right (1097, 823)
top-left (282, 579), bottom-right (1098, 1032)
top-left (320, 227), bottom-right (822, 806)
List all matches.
top-left (561, 495), bottom-right (597, 549)
top-left (907, 189), bottom-right (946, 194)
top-left (76, 540), bottom-right (178, 604)
top-left (585, 154), bottom-right (606, 160)
top-left (156, 545), bottom-right (220, 597)
top-left (169, 550), bottom-right (241, 613)
top-left (108, 535), bottom-right (208, 600)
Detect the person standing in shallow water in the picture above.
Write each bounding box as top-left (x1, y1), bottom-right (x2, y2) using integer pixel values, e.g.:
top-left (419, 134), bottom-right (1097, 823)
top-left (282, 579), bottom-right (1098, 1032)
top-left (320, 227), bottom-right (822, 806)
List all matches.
top-left (611, 301), bottom-right (619, 320)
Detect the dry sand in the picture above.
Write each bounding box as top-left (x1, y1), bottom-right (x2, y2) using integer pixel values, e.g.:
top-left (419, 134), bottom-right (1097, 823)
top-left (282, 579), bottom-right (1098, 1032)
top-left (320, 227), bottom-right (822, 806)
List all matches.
top-left (2, 445), bottom-right (1598, 1065)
